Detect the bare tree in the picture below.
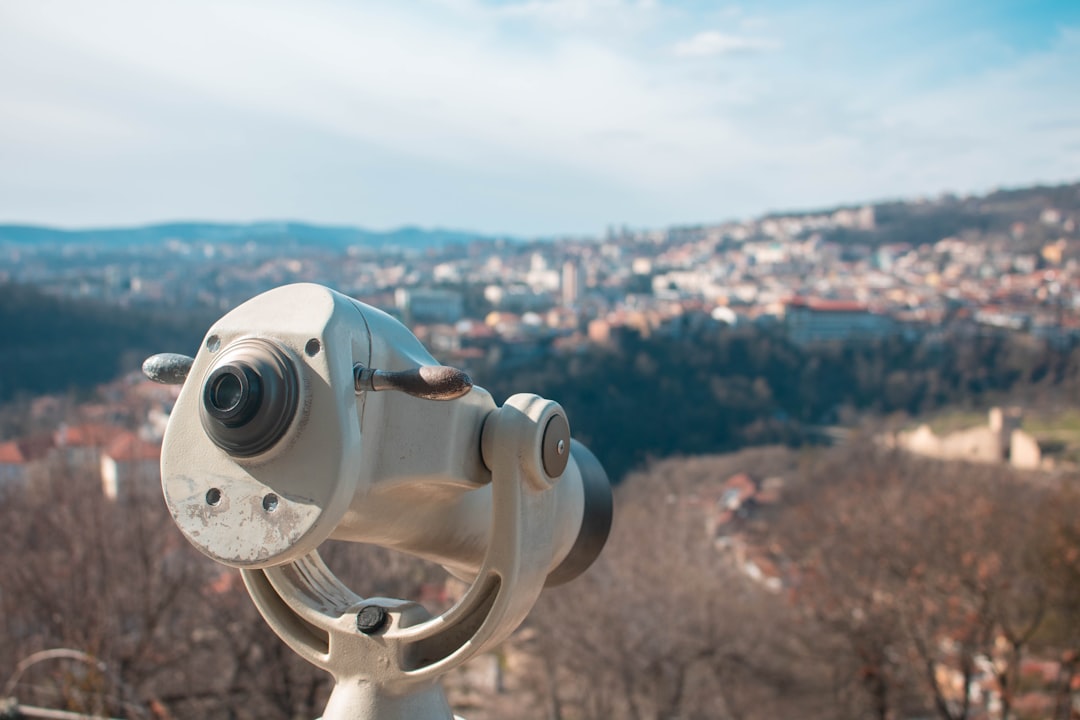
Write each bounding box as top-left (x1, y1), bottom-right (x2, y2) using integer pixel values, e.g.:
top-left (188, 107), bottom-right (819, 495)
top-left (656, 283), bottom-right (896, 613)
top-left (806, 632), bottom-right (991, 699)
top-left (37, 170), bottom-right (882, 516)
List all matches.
top-left (0, 465), bottom-right (449, 719)
top-left (526, 449), bottom-right (831, 720)
top-left (770, 444), bottom-right (1059, 720)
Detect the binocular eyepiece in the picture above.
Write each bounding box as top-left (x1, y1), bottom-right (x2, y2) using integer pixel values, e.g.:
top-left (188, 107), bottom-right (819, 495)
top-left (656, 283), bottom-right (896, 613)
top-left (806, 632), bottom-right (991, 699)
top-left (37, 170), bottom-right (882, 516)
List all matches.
top-left (199, 339), bottom-right (300, 458)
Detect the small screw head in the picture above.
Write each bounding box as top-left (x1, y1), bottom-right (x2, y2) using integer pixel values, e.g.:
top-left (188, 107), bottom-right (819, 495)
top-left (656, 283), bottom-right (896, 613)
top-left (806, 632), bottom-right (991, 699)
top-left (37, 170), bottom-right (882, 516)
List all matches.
top-left (542, 413), bottom-right (571, 478)
top-left (356, 605), bottom-right (389, 634)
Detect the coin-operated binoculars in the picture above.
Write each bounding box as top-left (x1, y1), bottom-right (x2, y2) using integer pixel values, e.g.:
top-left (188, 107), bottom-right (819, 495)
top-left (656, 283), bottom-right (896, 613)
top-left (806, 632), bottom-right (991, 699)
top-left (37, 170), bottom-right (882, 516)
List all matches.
top-left (143, 283), bottom-right (612, 720)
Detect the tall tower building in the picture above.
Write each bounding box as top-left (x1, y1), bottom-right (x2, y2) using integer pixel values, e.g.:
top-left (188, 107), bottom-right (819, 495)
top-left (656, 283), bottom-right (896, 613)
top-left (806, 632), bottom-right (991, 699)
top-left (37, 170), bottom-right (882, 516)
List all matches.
top-left (561, 260), bottom-right (582, 307)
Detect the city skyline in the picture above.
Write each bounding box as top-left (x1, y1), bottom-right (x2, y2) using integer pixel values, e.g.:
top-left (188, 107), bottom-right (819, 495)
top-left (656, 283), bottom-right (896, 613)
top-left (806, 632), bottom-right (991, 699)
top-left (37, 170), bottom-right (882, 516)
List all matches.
top-left (2, 0), bottom-right (1079, 236)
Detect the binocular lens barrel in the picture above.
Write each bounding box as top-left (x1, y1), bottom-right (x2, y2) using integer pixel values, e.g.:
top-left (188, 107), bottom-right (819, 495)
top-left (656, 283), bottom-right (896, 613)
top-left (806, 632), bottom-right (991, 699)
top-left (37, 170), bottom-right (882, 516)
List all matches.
top-left (199, 339), bottom-right (299, 458)
top-left (545, 440), bottom-right (613, 587)
top-left (204, 365), bottom-right (262, 425)
top-left (208, 371), bottom-right (246, 414)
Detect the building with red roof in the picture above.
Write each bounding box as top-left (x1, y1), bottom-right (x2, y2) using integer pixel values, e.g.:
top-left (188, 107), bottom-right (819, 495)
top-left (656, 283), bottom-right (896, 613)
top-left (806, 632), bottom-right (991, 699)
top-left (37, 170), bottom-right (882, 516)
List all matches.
top-left (785, 296), bottom-right (895, 344)
top-left (100, 431), bottom-right (161, 501)
top-left (55, 422), bottom-right (127, 467)
top-left (0, 434), bottom-right (56, 488)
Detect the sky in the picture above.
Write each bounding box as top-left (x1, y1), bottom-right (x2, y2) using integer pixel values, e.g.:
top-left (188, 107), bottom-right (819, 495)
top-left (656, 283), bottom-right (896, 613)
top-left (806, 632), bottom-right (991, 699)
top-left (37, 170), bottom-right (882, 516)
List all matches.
top-left (1, 0), bottom-right (1078, 237)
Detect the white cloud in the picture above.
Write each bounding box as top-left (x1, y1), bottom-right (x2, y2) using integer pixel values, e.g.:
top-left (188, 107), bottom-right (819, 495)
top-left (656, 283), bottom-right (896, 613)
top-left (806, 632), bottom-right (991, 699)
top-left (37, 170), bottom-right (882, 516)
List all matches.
top-left (0, 0), bottom-right (1076, 234)
top-left (673, 30), bottom-right (780, 57)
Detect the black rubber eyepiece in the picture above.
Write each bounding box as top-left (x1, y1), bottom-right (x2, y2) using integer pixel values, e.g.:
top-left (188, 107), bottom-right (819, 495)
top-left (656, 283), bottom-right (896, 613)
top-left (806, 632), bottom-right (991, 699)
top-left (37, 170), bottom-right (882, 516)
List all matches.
top-left (204, 365), bottom-right (261, 425)
top-left (199, 339), bottom-right (299, 458)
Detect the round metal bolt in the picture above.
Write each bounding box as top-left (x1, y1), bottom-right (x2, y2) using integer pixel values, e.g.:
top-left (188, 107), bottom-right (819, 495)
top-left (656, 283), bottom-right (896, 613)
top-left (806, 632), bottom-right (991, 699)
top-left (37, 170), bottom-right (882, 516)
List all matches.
top-left (542, 413), bottom-right (571, 478)
top-left (356, 605), bottom-right (389, 635)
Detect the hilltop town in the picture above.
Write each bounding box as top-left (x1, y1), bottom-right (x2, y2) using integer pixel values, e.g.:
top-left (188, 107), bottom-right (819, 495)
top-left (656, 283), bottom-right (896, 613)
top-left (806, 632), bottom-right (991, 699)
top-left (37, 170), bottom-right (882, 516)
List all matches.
top-left (3, 182), bottom-right (1079, 371)
top-left (2, 180), bottom-right (1080, 496)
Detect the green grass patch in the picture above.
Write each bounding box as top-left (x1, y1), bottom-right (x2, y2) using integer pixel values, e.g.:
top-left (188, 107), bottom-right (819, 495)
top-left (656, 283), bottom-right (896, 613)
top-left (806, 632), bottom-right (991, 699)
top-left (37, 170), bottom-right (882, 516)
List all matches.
top-left (1025, 409), bottom-right (1080, 435)
top-left (925, 411), bottom-right (989, 435)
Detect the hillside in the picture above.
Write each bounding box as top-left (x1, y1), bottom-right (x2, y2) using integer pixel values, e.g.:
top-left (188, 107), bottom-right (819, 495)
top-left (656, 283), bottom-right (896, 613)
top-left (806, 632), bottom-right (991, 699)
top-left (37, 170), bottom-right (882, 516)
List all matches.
top-left (518, 441), bottom-right (1080, 720)
top-left (5, 277), bottom-right (1080, 479)
top-left (762, 180), bottom-right (1080, 250)
top-left (0, 283), bottom-right (213, 402)
top-left (0, 221), bottom-right (507, 252)
top-left (475, 325), bottom-right (1080, 480)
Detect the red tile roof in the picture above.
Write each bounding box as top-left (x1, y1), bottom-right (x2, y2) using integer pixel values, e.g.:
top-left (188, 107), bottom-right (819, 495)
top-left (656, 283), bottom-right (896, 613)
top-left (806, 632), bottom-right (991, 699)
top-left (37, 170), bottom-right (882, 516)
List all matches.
top-left (787, 296), bottom-right (870, 313)
top-left (0, 441), bottom-right (24, 464)
top-left (0, 434), bottom-right (56, 464)
top-left (57, 423), bottom-right (126, 448)
top-left (722, 473), bottom-right (757, 505)
top-left (103, 432), bottom-right (161, 463)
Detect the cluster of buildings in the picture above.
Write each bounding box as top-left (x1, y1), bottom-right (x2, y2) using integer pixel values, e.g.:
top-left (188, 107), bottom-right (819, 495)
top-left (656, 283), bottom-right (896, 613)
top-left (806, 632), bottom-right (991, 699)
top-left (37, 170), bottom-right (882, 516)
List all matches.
top-left (2, 189), bottom-right (1079, 497)
top-left (0, 375), bottom-right (176, 499)
top-left (5, 193), bottom-right (1080, 374)
top-left (394, 200), bottom-right (1080, 364)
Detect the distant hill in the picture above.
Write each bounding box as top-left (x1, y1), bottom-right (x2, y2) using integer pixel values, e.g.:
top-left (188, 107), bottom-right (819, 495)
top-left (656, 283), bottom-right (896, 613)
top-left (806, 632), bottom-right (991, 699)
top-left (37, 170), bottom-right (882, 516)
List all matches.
top-left (762, 180), bottom-right (1080, 249)
top-left (0, 282), bottom-right (214, 402)
top-left (0, 221), bottom-right (509, 251)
